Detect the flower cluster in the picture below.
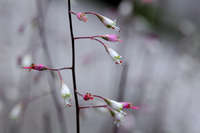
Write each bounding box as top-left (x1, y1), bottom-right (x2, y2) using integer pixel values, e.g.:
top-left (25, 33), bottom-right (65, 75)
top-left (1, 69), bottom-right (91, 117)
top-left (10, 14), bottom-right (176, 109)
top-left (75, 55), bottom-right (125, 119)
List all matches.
top-left (104, 98), bottom-right (139, 125)
top-left (72, 11), bottom-right (120, 32)
top-left (18, 6), bottom-right (138, 130)
top-left (78, 92), bottom-right (139, 126)
top-left (72, 11), bottom-right (123, 64)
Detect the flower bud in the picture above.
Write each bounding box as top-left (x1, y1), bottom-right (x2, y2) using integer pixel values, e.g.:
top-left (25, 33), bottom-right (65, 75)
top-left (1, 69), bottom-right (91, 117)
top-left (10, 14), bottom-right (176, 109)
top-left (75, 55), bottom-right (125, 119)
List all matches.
top-left (106, 48), bottom-right (122, 64)
top-left (9, 103), bottom-right (23, 120)
top-left (76, 12), bottom-right (88, 22)
top-left (101, 34), bottom-right (122, 42)
top-left (83, 93), bottom-right (94, 101)
top-left (96, 14), bottom-right (120, 32)
top-left (120, 102), bottom-right (140, 110)
top-left (60, 82), bottom-right (72, 107)
top-left (23, 64), bottom-right (48, 71)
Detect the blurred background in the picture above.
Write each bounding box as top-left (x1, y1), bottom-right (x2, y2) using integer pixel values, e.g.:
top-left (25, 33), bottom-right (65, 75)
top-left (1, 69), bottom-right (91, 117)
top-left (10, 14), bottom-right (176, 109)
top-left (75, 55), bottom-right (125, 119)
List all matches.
top-left (1, 0), bottom-right (200, 133)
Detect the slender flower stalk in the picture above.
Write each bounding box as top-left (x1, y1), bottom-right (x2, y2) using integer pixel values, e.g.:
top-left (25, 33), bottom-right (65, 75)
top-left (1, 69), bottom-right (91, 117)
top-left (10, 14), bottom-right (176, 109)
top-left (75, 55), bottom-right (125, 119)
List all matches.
top-left (79, 105), bottom-right (107, 109)
top-left (75, 36), bottom-right (123, 64)
top-left (23, 64), bottom-right (72, 71)
top-left (67, 0), bottom-right (80, 133)
top-left (71, 11), bottom-right (120, 31)
top-left (75, 34), bottom-right (122, 42)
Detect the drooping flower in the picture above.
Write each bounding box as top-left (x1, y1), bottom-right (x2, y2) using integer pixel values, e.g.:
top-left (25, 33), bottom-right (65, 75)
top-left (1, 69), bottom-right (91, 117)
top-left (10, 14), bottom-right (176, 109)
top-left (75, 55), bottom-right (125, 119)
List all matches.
top-left (23, 64), bottom-right (48, 71)
top-left (60, 82), bottom-right (72, 107)
top-left (100, 34), bottom-right (122, 42)
top-left (9, 103), bottom-right (23, 120)
top-left (83, 93), bottom-right (94, 101)
top-left (76, 12), bottom-right (88, 22)
top-left (104, 98), bottom-right (123, 112)
top-left (106, 48), bottom-right (122, 64)
top-left (109, 109), bottom-right (126, 127)
top-left (104, 99), bottom-right (139, 112)
top-left (96, 14), bottom-right (120, 32)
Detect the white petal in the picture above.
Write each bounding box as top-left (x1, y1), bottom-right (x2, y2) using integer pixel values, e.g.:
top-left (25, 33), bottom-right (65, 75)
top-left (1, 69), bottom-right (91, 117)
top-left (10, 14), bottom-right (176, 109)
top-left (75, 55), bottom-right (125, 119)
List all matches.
top-left (9, 103), bottom-right (23, 120)
top-left (107, 48), bottom-right (119, 58)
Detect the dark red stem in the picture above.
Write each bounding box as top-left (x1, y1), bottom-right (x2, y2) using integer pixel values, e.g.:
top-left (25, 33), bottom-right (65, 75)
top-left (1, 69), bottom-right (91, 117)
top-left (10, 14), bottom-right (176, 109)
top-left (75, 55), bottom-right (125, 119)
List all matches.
top-left (67, 0), bottom-right (80, 133)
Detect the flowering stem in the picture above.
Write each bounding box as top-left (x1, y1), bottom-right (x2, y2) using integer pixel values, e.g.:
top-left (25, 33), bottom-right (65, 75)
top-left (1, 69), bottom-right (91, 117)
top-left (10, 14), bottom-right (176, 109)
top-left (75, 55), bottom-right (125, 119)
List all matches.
top-left (74, 37), bottom-right (108, 48)
top-left (74, 35), bottom-right (101, 40)
top-left (67, 0), bottom-right (80, 133)
top-left (79, 105), bottom-right (107, 109)
top-left (47, 67), bottom-right (72, 71)
top-left (93, 94), bottom-right (107, 101)
top-left (70, 11), bottom-right (99, 17)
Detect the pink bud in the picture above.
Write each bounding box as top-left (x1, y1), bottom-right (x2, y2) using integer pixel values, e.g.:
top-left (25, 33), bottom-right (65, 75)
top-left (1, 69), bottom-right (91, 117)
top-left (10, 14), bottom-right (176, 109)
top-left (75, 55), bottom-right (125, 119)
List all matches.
top-left (83, 93), bottom-right (94, 101)
top-left (76, 12), bottom-right (88, 22)
top-left (102, 34), bottom-right (122, 42)
top-left (23, 64), bottom-right (48, 71)
top-left (121, 102), bottom-right (139, 110)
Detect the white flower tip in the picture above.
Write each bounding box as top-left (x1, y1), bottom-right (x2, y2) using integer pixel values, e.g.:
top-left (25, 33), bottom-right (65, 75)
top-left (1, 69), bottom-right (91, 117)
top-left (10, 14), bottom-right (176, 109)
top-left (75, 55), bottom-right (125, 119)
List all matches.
top-left (22, 54), bottom-right (32, 67)
top-left (9, 103), bottom-right (23, 120)
top-left (61, 82), bottom-right (71, 98)
top-left (60, 82), bottom-right (72, 107)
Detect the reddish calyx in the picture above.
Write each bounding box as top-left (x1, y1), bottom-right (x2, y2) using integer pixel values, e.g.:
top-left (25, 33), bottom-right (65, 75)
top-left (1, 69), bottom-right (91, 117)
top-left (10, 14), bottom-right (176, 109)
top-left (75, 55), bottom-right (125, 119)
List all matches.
top-left (83, 93), bottom-right (94, 101)
top-left (23, 64), bottom-right (48, 71)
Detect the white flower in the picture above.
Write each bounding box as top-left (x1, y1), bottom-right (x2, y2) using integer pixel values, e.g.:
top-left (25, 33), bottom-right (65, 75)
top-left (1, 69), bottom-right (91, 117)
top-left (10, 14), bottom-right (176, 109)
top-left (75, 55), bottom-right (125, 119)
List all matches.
top-left (104, 98), bottom-right (123, 112)
top-left (22, 54), bottom-right (32, 67)
top-left (107, 48), bottom-right (122, 64)
top-left (9, 103), bottom-right (23, 120)
top-left (60, 82), bottom-right (72, 107)
top-left (97, 15), bottom-right (120, 32)
top-left (109, 109), bottom-right (126, 127)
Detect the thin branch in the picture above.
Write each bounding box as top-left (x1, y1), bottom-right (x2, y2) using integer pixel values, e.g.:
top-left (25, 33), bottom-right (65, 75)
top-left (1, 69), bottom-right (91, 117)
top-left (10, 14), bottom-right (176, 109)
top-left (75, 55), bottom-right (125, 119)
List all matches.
top-left (47, 67), bottom-right (72, 71)
top-left (74, 37), bottom-right (108, 48)
top-left (67, 0), bottom-right (80, 133)
top-left (79, 105), bottom-right (107, 109)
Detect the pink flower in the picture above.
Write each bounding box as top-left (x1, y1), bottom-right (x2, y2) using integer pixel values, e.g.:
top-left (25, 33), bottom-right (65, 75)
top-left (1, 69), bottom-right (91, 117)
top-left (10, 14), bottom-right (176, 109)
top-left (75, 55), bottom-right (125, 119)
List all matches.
top-left (101, 34), bottom-right (122, 42)
top-left (76, 12), bottom-right (88, 22)
top-left (23, 64), bottom-right (48, 71)
top-left (120, 102), bottom-right (139, 110)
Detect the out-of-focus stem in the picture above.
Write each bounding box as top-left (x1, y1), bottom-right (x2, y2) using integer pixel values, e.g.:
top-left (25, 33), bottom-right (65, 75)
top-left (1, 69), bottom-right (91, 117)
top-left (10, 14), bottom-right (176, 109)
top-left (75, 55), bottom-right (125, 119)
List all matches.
top-left (36, 0), bottom-right (68, 133)
top-left (67, 0), bottom-right (80, 133)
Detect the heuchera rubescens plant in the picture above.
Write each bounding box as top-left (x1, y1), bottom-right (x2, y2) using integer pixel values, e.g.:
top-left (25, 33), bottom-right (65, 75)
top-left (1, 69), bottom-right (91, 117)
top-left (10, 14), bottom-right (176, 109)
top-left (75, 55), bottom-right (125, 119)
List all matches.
top-left (10, 0), bottom-right (139, 133)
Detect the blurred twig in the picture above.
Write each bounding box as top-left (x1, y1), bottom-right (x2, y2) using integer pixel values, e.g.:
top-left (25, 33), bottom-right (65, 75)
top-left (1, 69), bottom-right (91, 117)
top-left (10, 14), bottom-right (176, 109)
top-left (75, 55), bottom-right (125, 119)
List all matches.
top-left (36, 0), bottom-right (68, 133)
top-left (43, 112), bottom-right (52, 133)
